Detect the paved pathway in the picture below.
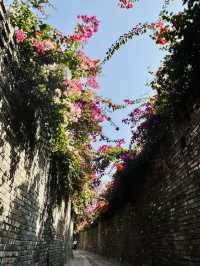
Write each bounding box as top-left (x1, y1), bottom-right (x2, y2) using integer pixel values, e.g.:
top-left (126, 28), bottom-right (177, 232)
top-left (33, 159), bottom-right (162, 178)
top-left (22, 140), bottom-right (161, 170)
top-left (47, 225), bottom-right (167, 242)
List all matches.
top-left (68, 250), bottom-right (119, 266)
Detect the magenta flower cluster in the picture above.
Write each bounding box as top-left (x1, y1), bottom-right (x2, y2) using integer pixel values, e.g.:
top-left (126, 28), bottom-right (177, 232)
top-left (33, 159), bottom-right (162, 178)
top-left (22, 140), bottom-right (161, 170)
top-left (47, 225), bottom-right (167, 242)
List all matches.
top-left (70, 15), bottom-right (99, 43)
top-left (118, 0), bottom-right (134, 9)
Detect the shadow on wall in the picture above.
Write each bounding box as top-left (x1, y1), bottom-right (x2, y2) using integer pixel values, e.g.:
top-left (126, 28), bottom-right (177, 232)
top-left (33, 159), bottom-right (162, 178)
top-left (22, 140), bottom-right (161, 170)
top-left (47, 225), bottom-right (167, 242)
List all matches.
top-left (0, 95), bottom-right (72, 265)
top-left (79, 109), bottom-right (200, 266)
top-left (0, 139), bottom-right (73, 265)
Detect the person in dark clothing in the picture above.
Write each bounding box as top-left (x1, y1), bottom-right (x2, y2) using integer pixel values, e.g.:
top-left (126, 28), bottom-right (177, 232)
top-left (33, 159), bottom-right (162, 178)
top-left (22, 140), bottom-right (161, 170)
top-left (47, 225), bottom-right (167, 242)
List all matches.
top-left (73, 239), bottom-right (78, 250)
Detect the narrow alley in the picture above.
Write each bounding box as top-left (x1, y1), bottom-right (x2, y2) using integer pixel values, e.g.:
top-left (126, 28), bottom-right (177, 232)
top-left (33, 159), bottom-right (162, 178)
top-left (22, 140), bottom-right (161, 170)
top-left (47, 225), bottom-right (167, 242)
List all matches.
top-left (68, 250), bottom-right (119, 266)
top-left (1, 0), bottom-right (200, 265)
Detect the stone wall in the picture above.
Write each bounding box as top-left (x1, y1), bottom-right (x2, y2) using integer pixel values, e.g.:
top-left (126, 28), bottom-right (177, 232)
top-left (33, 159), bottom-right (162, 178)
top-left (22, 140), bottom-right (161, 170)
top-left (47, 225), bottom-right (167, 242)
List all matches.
top-left (0, 2), bottom-right (73, 265)
top-left (80, 100), bottom-right (200, 265)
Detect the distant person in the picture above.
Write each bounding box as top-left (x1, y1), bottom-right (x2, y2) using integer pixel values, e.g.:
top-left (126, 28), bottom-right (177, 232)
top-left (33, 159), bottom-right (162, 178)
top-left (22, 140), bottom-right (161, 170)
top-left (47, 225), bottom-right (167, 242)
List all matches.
top-left (73, 239), bottom-right (78, 250)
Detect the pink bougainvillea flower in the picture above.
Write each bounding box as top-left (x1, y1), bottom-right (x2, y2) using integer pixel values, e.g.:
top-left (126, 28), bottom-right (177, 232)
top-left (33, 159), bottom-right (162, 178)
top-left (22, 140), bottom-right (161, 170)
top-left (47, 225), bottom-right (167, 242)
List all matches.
top-left (92, 134), bottom-right (97, 142)
top-left (34, 40), bottom-right (45, 55)
top-left (77, 50), bottom-right (100, 71)
top-left (78, 15), bottom-right (90, 24)
top-left (77, 100), bottom-right (86, 110)
top-left (71, 103), bottom-right (82, 122)
top-left (156, 38), bottom-right (167, 45)
top-left (118, 0), bottom-right (134, 9)
top-left (86, 76), bottom-right (99, 89)
top-left (83, 144), bottom-right (92, 150)
top-left (79, 15), bottom-right (99, 33)
top-left (115, 162), bottom-right (125, 172)
top-left (92, 103), bottom-right (104, 123)
top-left (98, 144), bottom-right (112, 153)
top-left (145, 102), bottom-right (153, 114)
top-left (71, 15), bottom-right (100, 44)
top-left (70, 33), bottom-right (82, 42)
top-left (93, 22), bottom-right (99, 33)
top-left (153, 21), bottom-right (165, 29)
top-left (15, 29), bottom-right (26, 43)
top-left (120, 151), bottom-right (135, 161)
top-left (116, 138), bottom-right (125, 147)
top-left (120, 151), bottom-right (130, 161)
top-left (64, 79), bottom-right (82, 98)
top-left (34, 39), bottom-right (55, 56)
top-left (43, 40), bottom-right (55, 51)
top-left (124, 99), bottom-right (135, 105)
top-left (129, 108), bottom-right (142, 124)
top-left (85, 28), bottom-right (93, 38)
top-left (152, 21), bottom-right (170, 46)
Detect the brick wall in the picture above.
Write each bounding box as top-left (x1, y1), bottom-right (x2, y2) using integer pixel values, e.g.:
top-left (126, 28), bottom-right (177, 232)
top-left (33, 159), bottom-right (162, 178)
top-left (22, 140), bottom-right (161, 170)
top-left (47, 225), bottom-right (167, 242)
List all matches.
top-left (0, 2), bottom-right (73, 265)
top-left (80, 101), bottom-right (200, 265)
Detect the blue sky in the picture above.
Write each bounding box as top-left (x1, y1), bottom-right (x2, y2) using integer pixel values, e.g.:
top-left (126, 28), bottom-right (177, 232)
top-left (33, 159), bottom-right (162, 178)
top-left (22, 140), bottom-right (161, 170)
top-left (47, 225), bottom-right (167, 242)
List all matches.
top-left (47, 0), bottom-right (164, 143)
top-left (4, 0), bottom-right (183, 181)
top-left (6, 0), bottom-right (182, 143)
top-left (45, 0), bottom-right (183, 144)
top-left (44, 0), bottom-right (183, 183)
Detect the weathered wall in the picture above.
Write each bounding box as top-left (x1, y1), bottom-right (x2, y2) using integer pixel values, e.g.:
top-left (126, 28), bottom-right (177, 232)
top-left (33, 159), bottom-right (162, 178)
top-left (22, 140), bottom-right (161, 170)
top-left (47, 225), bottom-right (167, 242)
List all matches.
top-left (0, 2), bottom-right (73, 265)
top-left (80, 100), bottom-right (200, 265)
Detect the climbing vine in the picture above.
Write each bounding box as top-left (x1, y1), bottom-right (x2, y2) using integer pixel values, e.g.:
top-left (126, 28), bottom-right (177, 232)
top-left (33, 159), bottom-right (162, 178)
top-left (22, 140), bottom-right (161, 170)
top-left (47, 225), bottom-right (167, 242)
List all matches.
top-left (76, 0), bottom-right (200, 231)
top-left (8, 0), bottom-right (199, 230)
top-left (8, 0), bottom-right (134, 220)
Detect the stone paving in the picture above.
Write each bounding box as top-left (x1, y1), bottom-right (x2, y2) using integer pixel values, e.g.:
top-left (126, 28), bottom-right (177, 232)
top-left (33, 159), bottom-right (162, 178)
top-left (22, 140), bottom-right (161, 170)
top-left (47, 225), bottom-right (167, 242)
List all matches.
top-left (67, 250), bottom-right (119, 266)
